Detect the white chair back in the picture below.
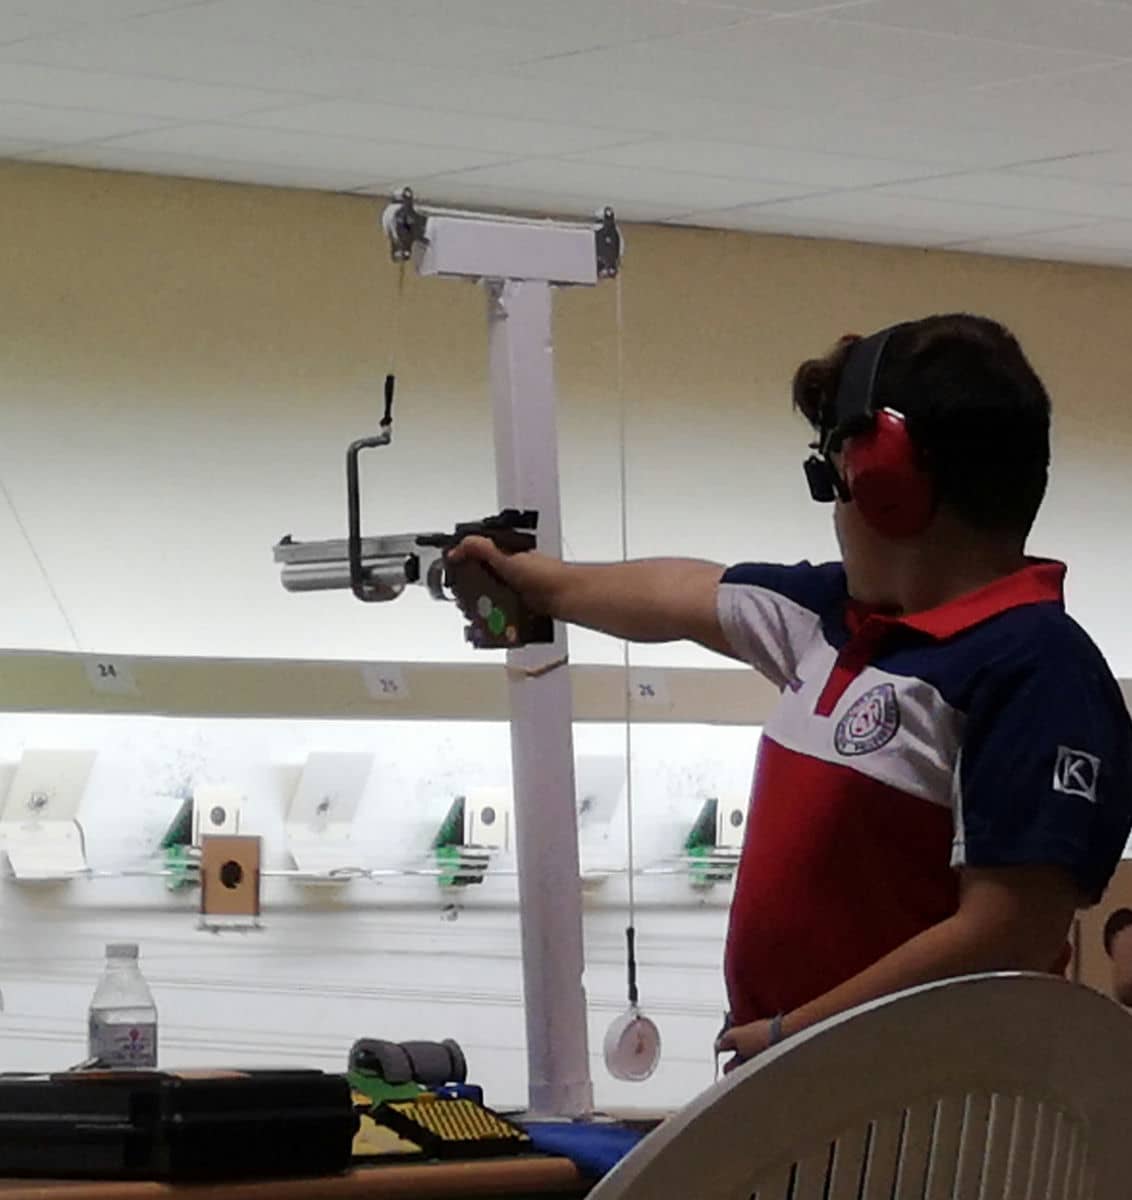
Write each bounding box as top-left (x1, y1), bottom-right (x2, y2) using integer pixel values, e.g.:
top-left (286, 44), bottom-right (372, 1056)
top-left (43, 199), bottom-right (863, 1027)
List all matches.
top-left (589, 974), bottom-right (1132, 1200)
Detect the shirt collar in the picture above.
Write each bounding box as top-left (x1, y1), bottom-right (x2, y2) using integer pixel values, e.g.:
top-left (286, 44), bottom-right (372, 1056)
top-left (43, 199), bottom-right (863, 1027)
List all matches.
top-left (848, 559), bottom-right (1066, 641)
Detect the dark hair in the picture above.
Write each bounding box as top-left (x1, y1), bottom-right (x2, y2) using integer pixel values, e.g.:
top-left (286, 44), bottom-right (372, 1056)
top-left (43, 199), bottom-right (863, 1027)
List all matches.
top-left (1104, 908), bottom-right (1132, 956)
top-left (793, 314), bottom-right (1051, 539)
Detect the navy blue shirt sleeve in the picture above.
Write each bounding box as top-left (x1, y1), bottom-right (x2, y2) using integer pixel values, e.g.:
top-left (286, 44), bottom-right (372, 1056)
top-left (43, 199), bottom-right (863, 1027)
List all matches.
top-left (954, 626), bottom-right (1132, 902)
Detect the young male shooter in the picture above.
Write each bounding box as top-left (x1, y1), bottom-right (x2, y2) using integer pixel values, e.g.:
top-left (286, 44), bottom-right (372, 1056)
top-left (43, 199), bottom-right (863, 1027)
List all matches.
top-left (451, 314), bottom-right (1132, 1068)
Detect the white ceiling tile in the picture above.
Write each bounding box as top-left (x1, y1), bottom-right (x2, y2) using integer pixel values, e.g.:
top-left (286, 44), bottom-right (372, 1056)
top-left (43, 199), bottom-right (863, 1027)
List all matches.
top-left (0, 5), bottom-right (63, 42)
top-left (106, 124), bottom-right (511, 177)
top-left (330, 0), bottom-right (745, 41)
top-left (0, 62), bottom-right (304, 120)
top-left (108, 0), bottom-right (514, 68)
top-left (825, 0), bottom-right (1132, 57)
top-left (832, 75), bottom-right (1120, 149)
top-left (637, 104), bottom-right (1106, 169)
top-left (768, 13), bottom-right (1110, 80)
top-left (567, 139), bottom-right (943, 188)
top-left (0, 133), bottom-right (43, 154)
top-left (954, 222), bottom-right (1132, 267)
top-left (239, 99), bottom-right (648, 156)
top-left (0, 27), bottom-right (385, 95)
top-left (0, 101), bottom-right (164, 142)
top-left (676, 0), bottom-right (905, 11)
top-left (886, 171), bottom-right (1132, 220)
top-left (748, 57), bottom-right (1132, 161)
top-left (0, 27), bottom-right (872, 145)
top-left (114, 0), bottom-right (745, 70)
top-left (970, 242), bottom-right (1132, 267)
top-left (0, 31), bottom-right (767, 141)
top-left (0, 33), bottom-right (656, 132)
top-left (673, 207), bottom-right (960, 247)
top-left (514, 33), bottom-right (908, 107)
top-left (980, 220), bottom-right (1132, 251)
top-left (812, 115), bottom-right (1117, 168)
top-left (671, 209), bottom-right (1124, 263)
top-left (740, 190), bottom-right (1097, 238)
top-left (995, 60), bottom-right (1132, 110)
top-left (17, 142), bottom-right (388, 192)
top-left (342, 72), bottom-right (807, 143)
top-left (421, 159), bottom-right (811, 212)
top-left (516, 15), bottom-right (1108, 102)
top-left (880, 64), bottom-right (1132, 146)
top-left (1011, 150), bottom-right (1132, 186)
top-left (0, 0), bottom-right (190, 44)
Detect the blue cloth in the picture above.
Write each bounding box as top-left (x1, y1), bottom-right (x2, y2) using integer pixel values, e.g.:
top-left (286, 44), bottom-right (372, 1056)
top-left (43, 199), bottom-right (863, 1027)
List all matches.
top-left (522, 1122), bottom-right (645, 1177)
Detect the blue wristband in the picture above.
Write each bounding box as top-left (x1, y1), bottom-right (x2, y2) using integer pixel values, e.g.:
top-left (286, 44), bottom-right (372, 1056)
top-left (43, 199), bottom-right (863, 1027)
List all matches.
top-left (768, 1013), bottom-right (786, 1046)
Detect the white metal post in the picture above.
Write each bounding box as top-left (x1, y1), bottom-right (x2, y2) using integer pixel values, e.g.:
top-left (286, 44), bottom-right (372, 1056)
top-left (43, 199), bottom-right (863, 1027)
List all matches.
top-left (486, 278), bottom-right (593, 1118)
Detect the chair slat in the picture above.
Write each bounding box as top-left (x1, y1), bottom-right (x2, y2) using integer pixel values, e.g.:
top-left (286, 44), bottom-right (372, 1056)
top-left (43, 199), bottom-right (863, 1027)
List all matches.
top-left (1004, 1096), bottom-right (1040, 1200)
top-left (1027, 1102), bottom-right (1056, 1198)
top-left (1058, 1119), bottom-right (1081, 1200)
top-left (792, 1143), bottom-right (833, 1200)
top-left (751, 1161), bottom-right (794, 1200)
top-left (827, 1126), bottom-right (870, 1200)
top-left (862, 1113), bottom-right (903, 1200)
top-left (1045, 1112), bottom-right (1071, 1200)
top-left (925, 1096), bottom-right (964, 1200)
top-left (895, 1102), bottom-right (935, 1200)
top-left (1076, 1156), bottom-right (1094, 1200)
top-left (979, 1093), bottom-right (1016, 1200)
top-left (955, 1092), bottom-right (991, 1200)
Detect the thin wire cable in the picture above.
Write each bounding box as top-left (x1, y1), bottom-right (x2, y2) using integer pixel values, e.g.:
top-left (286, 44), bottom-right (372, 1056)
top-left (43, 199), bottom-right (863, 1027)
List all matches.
top-left (0, 474), bottom-right (81, 650)
top-left (615, 272), bottom-right (637, 929)
top-left (614, 1), bottom-right (639, 989)
top-left (388, 259), bottom-right (406, 378)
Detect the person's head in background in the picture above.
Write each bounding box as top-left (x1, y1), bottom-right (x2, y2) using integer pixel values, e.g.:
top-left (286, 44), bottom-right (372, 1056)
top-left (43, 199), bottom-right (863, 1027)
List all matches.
top-left (1103, 908), bottom-right (1132, 1005)
top-left (793, 314), bottom-right (1052, 613)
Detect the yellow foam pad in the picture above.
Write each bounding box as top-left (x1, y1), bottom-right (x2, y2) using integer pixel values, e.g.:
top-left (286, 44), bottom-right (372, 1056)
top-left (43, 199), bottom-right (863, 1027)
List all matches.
top-left (384, 1098), bottom-right (529, 1145)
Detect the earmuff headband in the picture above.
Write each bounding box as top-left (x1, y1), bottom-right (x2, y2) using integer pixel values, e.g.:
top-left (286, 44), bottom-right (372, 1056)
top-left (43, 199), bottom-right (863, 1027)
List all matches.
top-left (803, 325), bottom-right (897, 505)
top-left (824, 328), bottom-right (895, 453)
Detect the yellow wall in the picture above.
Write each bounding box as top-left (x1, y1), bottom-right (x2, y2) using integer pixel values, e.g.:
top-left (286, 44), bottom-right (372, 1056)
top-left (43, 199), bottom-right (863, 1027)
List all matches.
top-left (2, 160), bottom-right (1130, 670)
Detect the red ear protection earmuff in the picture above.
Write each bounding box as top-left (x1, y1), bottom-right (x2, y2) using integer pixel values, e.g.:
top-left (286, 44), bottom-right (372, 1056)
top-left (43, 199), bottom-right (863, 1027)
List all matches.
top-left (802, 326), bottom-right (935, 538)
top-left (841, 408), bottom-right (935, 538)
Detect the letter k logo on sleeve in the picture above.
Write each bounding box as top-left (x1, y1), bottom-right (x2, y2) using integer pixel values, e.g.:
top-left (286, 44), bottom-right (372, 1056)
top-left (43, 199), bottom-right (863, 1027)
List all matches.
top-left (1053, 746), bottom-right (1101, 803)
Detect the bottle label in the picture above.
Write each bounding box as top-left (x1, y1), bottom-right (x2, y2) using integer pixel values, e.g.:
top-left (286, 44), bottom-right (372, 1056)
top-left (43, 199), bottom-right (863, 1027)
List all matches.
top-left (89, 1016), bottom-right (158, 1068)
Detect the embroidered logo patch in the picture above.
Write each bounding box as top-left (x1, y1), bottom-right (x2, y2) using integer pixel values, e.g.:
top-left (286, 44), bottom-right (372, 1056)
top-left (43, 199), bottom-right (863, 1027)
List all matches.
top-left (1053, 745), bottom-right (1101, 803)
top-left (835, 683), bottom-right (901, 756)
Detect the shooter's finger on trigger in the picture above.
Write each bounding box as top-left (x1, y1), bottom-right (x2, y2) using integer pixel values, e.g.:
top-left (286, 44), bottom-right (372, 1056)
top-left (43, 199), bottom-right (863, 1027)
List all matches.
top-left (446, 535), bottom-right (496, 564)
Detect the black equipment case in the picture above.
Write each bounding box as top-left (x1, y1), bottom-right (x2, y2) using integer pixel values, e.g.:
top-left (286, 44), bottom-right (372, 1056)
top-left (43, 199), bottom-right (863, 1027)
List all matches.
top-left (0, 1068), bottom-right (358, 1180)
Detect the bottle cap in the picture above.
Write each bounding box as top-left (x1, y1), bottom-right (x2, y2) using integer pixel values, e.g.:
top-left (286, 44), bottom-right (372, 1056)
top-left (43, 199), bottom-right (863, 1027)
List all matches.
top-left (106, 943), bottom-right (139, 960)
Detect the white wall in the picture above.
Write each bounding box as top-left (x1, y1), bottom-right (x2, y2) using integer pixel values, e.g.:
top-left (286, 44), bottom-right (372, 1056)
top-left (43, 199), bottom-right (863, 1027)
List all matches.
top-left (0, 711), bottom-right (756, 1109)
top-left (4, 163), bottom-right (1132, 672)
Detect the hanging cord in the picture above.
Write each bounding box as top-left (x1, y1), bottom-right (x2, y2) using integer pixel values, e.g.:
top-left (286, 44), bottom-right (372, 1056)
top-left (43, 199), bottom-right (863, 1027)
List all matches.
top-left (382, 260), bottom-right (406, 433)
top-left (615, 272), bottom-right (640, 1008)
top-left (0, 474), bottom-right (81, 650)
top-left (612, 2), bottom-right (640, 1018)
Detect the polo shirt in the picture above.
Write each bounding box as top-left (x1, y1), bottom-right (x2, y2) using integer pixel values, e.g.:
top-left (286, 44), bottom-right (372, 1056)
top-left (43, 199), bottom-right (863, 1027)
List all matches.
top-left (717, 559), bottom-right (1132, 1025)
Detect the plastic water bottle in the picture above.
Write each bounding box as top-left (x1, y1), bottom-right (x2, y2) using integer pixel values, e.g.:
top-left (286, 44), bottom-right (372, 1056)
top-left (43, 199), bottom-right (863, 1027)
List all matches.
top-left (87, 943), bottom-right (158, 1069)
